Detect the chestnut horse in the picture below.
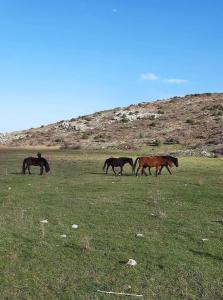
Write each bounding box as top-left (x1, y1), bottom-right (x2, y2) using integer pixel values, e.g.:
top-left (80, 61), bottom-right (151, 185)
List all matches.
top-left (103, 157), bottom-right (133, 175)
top-left (22, 153), bottom-right (50, 175)
top-left (133, 156), bottom-right (178, 176)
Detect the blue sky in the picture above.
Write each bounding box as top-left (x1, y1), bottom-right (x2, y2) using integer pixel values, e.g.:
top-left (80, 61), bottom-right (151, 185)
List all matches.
top-left (0, 0), bottom-right (223, 132)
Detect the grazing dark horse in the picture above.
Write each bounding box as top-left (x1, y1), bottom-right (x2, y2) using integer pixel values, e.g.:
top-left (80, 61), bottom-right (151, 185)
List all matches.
top-left (133, 156), bottom-right (178, 176)
top-left (22, 153), bottom-right (50, 175)
top-left (103, 157), bottom-right (133, 175)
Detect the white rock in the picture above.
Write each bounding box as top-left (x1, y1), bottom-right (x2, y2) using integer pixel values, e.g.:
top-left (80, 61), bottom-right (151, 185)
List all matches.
top-left (8, 187), bottom-right (12, 190)
top-left (136, 233), bottom-right (144, 238)
top-left (127, 259), bottom-right (137, 266)
top-left (202, 238), bottom-right (209, 241)
top-left (72, 224), bottom-right (78, 229)
top-left (40, 219), bottom-right (48, 224)
top-left (61, 234), bottom-right (67, 238)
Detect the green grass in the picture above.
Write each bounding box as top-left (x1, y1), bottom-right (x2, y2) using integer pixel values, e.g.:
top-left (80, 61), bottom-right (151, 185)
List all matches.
top-left (0, 149), bottom-right (223, 299)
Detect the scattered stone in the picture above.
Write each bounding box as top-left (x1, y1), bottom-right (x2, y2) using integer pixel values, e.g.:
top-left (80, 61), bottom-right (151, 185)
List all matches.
top-left (72, 224), bottom-right (79, 229)
top-left (40, 219), bottom-right (48, 224)
top-left (136, 233), bottom-right (144, 238)
top-left (127, 259), bottom-right (137, 266)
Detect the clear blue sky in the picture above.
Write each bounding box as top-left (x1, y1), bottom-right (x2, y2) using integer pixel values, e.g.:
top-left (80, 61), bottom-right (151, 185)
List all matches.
top-left (0, 0), bottom-right (223, 132)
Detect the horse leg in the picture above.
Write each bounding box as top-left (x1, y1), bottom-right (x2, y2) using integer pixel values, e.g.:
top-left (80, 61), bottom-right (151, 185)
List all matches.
top-left (136, 166), bottom-right (141, 176)
top-left (158, 165), bottom-right (164, 175)
top-left (112, 166), bottom-right (117, 176)
top-left (141, 168), bottom-right (145, 175)
top-left (155, 166), bottom-right (159, 177)
top-left (25, 166), bottom-right (29, 174)
top-left (28, 165), bottom-right (31, 175)
top-left (23, 165), bottom-right (27, 174)
top-left (166, 165), bottom-right (172, 175)
top-left (40, 165), bottom-right (44, 175)
top-left (148, 167), bottom-right (152, 175)
top-left (119, 166), bottom-right (123, 176)
top-left (141, 167), bottom-right (147, 176)
top-left (105, 164), bottom-right (110, 174)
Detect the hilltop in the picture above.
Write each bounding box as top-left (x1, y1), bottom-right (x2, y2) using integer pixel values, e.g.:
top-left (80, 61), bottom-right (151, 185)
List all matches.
top-left (1, 93), bottom-right (222, 151)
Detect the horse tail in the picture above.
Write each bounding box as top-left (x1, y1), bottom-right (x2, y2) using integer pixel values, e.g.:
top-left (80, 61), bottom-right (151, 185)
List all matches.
top-left (133, 157), bottom-right (140, 174)
top-left (22, 159), bottom-right (27, 174)
top-left (103, 159), bottom-right (108, 171)
top-left (44, 159), bottom-right (50, 173)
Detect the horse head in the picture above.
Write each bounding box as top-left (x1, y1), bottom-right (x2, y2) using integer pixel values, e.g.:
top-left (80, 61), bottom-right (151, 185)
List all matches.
top-left (43, 159), bottom-right (50, 172)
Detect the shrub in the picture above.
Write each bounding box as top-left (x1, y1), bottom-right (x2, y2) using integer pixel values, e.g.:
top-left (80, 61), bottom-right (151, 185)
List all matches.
top-left (94, 133), bottom-right (106, 140)
top-left (186, 118), bottom-right (196, 125)
top-left (148, 139), bottom-right (161, 146)
top-left (155, 139), bottom-right (161, 146)
top-left (149, 121), bottom-right (156, 127)
top-left (60, 143), bottom-right (81, 150)
top-left (158, 109), bottom-right (165, 114)
top-left (164, 137), bottom-right (179, 144)
top-left (121, 114), bottom-right (129, 123)
top-left (81, 133), bottom-right (89, 139)
top-left (84, 116), bottom-right (93, 122)
top-left (70, 118), bottom-right (76, 122)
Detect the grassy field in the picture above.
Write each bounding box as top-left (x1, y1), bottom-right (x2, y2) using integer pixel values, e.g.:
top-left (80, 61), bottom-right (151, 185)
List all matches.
top-left (0, 149), bottom-right (223, 299)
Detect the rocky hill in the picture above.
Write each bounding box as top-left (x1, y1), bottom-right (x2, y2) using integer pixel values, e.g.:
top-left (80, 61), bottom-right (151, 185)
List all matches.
top-left (1, 93), bottom-right (223, 150)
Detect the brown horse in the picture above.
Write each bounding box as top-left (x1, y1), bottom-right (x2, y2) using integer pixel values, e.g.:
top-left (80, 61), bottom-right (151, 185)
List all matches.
top-left (133, 156), bottom-right (178, 176)
top-left (103, 157), bottom-right (133, 175)
top-left (22, 153), bottom-right (50, 175)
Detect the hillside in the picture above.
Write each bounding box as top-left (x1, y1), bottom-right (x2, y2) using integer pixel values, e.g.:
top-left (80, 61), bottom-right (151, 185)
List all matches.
top-left (1, 93), bottom-right (223, 150)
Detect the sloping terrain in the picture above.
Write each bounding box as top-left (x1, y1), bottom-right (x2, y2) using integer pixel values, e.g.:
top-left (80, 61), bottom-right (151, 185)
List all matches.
top-left (1, 93), bottom-right (223, 150)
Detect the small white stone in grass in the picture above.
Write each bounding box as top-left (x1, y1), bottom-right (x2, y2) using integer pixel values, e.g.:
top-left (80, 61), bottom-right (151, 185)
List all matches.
top-left (151, 213), bottom-right (156, 216)
top-left (72, 224), bottom-right (78, 229)
top-left (123, 284), bottom-right (132, 290)
top-left (112, 182), bottom-right (115, 183)
top-left (8, 187), bottom-right (12, 190)
top-left (127, 259), bottom-right (137, 266)
top-left (61, 234), bottom-right (67, 238)
top-left (202, 238), bottom-right (209, 241)
top-left (40, 219), bottom-right (48, 224)
top-left (28, 183), bottom-right (31, 186)
top-left (136, 233), bottom-right (144, 238)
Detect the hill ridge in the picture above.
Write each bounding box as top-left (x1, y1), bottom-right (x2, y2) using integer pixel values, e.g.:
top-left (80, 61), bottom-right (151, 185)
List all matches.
top-left (1, 93), bottom-right (222, 149)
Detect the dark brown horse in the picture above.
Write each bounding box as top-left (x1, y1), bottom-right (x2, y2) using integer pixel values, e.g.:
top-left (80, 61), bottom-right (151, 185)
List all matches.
top-left (103, 157), bottom-right (133, 175)
top-left (133, 156), bottom-right (178, 176)
top-left (22, 153), bottom-right (50, 175)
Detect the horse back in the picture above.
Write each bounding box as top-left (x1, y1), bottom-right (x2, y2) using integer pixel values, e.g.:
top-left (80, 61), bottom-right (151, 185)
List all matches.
top-left (139, 156), bottom-right (169, 167)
